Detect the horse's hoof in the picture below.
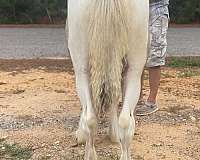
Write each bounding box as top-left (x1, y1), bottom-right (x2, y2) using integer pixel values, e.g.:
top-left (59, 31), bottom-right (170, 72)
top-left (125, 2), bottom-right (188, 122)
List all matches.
top-left (76, 129), bottom-right (87, 144)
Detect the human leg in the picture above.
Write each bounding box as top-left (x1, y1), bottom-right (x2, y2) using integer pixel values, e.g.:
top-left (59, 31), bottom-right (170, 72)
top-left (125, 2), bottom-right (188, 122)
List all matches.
top-left (136, 13), bottom-right (169, 116)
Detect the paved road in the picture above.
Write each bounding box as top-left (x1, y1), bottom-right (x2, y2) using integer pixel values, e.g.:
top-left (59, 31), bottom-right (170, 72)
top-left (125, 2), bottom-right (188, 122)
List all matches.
top-left (167, 28), bottom-right (200, 56)
top-left (0, 27), bottom-right (199, 59)
top-left (0, 28), bottom-right (68, 59)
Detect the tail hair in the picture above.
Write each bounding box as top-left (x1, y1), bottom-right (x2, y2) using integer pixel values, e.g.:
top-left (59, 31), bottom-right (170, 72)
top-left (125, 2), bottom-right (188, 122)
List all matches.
top-left (85, 0), bottom-right (132, 115)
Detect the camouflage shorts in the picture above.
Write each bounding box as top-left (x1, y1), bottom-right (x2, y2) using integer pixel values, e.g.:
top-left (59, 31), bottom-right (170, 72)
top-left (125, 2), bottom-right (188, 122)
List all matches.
top-left (146, 6), bottom-right (169, 68)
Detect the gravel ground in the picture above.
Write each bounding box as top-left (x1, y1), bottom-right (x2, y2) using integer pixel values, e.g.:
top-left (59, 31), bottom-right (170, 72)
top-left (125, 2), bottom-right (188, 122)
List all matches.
top-left (0, 27), bottom-right (199, 59)
top-left (0, 59), bottom-right (199, 160)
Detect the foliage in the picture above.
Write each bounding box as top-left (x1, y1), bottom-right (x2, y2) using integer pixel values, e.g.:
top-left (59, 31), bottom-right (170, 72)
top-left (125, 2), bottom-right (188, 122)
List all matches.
top-left (0, 0), bottom-right (199, 24)
top-left (0, 0), bottom-right (67, 24)
top-left (169, 0), bottom-right (200, 23)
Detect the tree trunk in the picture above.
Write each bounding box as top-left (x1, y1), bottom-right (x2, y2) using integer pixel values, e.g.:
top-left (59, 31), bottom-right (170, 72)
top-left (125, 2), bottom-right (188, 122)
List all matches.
top-left (45, 8), bottom-right (53, 24)
top-left (12, 0), bottom-right (16, 22)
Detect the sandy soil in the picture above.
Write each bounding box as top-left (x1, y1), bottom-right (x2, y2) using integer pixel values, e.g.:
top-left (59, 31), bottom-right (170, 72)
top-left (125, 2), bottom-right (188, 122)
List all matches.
top-left (0, 59), bottom-right (200, 160)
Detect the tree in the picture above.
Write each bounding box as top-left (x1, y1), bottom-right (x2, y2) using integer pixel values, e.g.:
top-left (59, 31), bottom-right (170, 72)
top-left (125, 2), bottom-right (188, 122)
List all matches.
top-left (169, 0), bottom-right (200, 23)
top-left (0, 0), bottom-right (199, 24)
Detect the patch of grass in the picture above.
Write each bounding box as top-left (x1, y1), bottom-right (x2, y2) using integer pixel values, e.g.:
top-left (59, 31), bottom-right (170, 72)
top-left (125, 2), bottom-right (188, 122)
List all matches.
top-left (177, 70), bottom-right (200, 78)
top-left (0, 138), bottom-right (6, 143)
top-left (161, 72), bottom-right (175, 78)
top-left (0, 141), bottom-right (32, 160)
top-left (167, 57), bottom-right (200, 68)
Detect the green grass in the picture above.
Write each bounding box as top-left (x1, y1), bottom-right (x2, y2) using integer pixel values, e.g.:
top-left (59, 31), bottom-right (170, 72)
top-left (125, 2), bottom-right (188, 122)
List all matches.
top-left (0, 139), bottom-right (32, 160)
top-left (177, 70), bottom-right (200, 78)
top-left (161, 72), bottom-right (175, 78)
top-left (167, 57), bottom-right (200, 68)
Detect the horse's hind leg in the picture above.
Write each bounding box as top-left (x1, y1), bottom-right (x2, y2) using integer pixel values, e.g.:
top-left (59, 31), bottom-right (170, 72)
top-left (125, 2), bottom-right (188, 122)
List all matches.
top-left (68, 4), bottom-right (97, 159)
top-left (76, 103), bottom-right (87, 144)
top-left (72, 57), bottom-right (89, 144)
top-left (109, 103), bottom-right (120, 143)
top-left (72, 55), bottom-right (97, 160)
top-left (118, 45), bottom-right (147, 160)
top-left (118, 64), bottom-right (140, 160)
top-left (69, 44), bottom-right (97, 160)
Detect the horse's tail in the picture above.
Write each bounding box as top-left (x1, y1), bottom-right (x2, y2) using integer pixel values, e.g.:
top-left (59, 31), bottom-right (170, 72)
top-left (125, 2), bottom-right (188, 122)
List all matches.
top-left (86, 0), bottom-right (132, 115)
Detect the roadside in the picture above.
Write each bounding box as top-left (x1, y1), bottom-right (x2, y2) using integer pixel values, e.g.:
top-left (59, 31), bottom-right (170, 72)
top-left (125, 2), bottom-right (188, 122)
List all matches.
top-left (0, 23), bottom-right (199, 28)
top-left (0, 24), bottom-right (65, 28)
top-left (169, 23), bottom-right (200, 28)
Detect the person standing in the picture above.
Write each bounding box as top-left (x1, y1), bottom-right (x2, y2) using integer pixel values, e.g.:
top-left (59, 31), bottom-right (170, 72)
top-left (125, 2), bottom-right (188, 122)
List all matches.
top-left (136, 0), bottom-right (170, 116)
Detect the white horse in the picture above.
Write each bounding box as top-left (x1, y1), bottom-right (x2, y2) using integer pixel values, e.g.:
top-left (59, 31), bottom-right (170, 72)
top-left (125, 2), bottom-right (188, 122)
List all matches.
top-left (67, 0), bottom-right (149, 159)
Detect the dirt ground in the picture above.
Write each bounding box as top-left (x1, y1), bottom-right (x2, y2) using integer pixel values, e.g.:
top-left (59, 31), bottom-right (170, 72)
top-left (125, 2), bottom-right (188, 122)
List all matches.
top-left (0, 59), bottom-right (200, 160)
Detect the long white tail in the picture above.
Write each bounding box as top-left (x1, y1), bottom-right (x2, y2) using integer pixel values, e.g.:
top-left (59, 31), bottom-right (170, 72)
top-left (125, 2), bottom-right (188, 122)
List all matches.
top-left (84, 0), bottom-right (132, 114)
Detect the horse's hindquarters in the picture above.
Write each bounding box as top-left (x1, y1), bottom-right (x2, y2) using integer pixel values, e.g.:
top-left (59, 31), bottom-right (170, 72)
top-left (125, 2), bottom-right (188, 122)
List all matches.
top-left (67, 0), bottom-right (149, 111)
top-left (67, 1), bottom-right (149, 159)
top-left (68, 0), bottom-right (149, 53)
